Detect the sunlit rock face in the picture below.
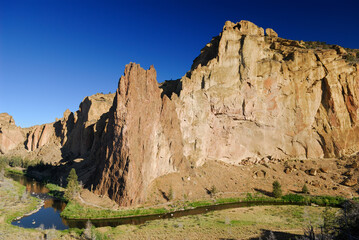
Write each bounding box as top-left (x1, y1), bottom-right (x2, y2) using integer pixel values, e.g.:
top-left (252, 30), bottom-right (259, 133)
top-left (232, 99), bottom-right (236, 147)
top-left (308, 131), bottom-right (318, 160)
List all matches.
top-left (175, 20), bottom-right (359, 165)
top-left (1, 20), bottom-right (358, 207)
top-left (0, 113), bottom-right (24, 154)
top-left (92, 63), bottom-right (187, 206)
top-left (92, 20), bottom-right (359, 206)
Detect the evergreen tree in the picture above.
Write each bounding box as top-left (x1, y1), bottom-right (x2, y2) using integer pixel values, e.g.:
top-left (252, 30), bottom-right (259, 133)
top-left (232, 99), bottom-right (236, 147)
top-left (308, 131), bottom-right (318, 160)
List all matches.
top-left (272, 180), bottom-right (282, 198)
top-left (302, 184), bottom-right (309, 194)
top-left (64, 168), bottom-right (80, 200)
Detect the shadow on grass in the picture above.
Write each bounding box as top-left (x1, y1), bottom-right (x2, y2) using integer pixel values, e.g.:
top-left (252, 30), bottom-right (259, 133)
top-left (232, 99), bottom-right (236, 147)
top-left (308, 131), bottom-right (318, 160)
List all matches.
top-left (254, 188), bottom-right (273, 198)
top-left (248, 229), bottom-right (302, 240)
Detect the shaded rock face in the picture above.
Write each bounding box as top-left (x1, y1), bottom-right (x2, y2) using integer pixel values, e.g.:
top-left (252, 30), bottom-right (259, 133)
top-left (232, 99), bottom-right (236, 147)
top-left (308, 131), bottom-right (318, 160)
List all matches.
top-left (0, 93), bottom-right (114, 162)
top-left (93, 64), bottom-right (186, 206)
top-left (61, 93), bottom-right (115, 159)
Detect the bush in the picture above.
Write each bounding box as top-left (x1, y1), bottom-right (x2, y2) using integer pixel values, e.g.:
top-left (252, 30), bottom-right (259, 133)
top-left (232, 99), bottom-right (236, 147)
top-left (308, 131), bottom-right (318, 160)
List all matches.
top-left (209, 185), bottom-right (217, 197)
top-left (302, 184), bottom-right (309, 194)
top-left (345, 54), bottom-right (355, 62)
top-left (356, 52), bottom-right (359, 58)
top-left (281, 194), bottom-right (306, 203)
top-left (272, 180), bottom-right (282, 198)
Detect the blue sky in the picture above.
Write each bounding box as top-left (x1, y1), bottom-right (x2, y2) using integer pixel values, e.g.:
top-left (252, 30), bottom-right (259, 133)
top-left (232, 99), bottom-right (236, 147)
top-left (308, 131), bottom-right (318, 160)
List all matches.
top-left (1, 0), bottom-right (358, 127)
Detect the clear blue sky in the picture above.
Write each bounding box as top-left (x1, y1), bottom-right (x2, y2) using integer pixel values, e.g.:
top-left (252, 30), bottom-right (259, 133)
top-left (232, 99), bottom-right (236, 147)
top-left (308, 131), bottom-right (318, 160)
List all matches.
top-left (1, 0), bottom-right (358, 127)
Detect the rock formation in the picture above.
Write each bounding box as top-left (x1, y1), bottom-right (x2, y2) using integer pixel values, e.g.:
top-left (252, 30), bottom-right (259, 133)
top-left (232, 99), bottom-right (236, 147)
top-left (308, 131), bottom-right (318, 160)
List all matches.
top-left (1, 20), bottom-right (358, 206)
top-left (0, 113), bottom-right (25, 154)
top-left (93, 64), bottom-right (187, 206)
top-left (0, 93), bottom-right (114, 162)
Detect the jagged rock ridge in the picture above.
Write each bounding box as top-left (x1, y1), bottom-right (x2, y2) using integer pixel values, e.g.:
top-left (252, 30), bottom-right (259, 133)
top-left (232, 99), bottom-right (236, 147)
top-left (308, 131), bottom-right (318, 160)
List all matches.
top-left (1, 20), bottom-right (358, 207)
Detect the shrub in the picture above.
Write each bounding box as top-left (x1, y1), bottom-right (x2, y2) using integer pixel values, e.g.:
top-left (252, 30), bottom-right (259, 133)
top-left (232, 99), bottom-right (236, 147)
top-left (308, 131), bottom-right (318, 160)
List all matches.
top-left (210, 185), bottom-right (217, 197)
top-left (168, 186), bottom-right (174, 201)
top-left (272, 180), bottom-right (282, 198)
top-left (345, 54), bottom-right (355, 62)
top-left (302, 184), bottom-right (310, 194)
top-left (356, 52), bottom-right (359, 58)
top-left (281, 194), bottom-right (306, 203)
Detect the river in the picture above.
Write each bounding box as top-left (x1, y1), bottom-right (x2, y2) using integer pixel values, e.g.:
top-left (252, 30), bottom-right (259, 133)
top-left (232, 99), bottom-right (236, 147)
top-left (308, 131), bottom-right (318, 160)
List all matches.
top-left (8, 172), bottom-right (303, 230)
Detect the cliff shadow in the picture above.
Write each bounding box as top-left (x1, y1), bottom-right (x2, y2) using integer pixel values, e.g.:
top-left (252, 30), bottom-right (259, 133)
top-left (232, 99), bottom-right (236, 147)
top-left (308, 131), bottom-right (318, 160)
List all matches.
top-left (254, 188), bottom-right (273, 197)
top-left (159, 79), bottom-right (182, 99)
top-left (247, 229), bottom-right (302, 240)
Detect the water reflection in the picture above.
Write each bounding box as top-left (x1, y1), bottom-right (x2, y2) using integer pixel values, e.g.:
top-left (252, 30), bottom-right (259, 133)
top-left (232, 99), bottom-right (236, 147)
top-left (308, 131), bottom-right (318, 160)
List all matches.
top-left (7, 173), bottom-right (69, 230)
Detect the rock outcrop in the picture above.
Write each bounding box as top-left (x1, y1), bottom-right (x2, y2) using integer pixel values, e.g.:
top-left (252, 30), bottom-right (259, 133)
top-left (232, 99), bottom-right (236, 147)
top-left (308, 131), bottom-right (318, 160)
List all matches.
top-left (93, 64), bottom-right (186, 206)
top-left (0, 113), bottom-right (25, 154)
top-left (1, 20), bottom-right (359, 207)
top-left (91, 20), bottom-right (359, 206)
top-left (0, 93), bottom-right (114, 162)
top-left (175, 20), bottom-right (359, 165)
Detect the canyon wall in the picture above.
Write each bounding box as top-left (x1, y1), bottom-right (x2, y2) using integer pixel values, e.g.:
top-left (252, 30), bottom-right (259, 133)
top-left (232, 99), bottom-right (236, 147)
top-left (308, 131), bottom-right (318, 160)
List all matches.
top-left (0, 93), bottom-right (114, 162)
top-left (1, 20), bottom-right (358, 206)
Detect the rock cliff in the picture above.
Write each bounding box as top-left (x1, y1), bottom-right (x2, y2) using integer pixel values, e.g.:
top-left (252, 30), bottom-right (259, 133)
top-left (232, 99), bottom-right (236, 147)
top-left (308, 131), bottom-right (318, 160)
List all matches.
top-left (0, 113), bottom-right (24, 154)
top-left (175, 20), bottom-right (359, 165)
top-left (0, 93), bottom-right (114, 162)
top-left (92, 64), bottom-right (187, 206)
top-left (92, 20), bottom-right (359, 206)
top-left (1, 20), bottom-right (358, 207)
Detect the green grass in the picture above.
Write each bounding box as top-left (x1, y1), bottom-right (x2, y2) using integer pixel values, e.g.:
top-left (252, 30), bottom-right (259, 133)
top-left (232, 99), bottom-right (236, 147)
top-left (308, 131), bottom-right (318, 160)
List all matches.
top-left (5, 168), bottom-right (25, 175)
top-left (45, 183), bottom-right (66, 201)
top-left (61, 201), bottom-right (168, 219)
top-left (61, 192), bottom-right (348, 220)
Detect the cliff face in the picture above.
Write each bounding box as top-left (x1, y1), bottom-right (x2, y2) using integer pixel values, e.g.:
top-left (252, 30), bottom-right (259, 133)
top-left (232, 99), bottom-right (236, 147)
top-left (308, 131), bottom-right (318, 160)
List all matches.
top-left (0, 93), bottom-right (114, 162)
top-left (174, 20), bottom-right (359, 165)
top-left (92, 20), bottom-right (359, 206)
top-left (93, 64), bottom-right (186, 206)
top-left (1, 20), bottom-right (358, 207)
top-left (0, 113), bottom-right (24, 154)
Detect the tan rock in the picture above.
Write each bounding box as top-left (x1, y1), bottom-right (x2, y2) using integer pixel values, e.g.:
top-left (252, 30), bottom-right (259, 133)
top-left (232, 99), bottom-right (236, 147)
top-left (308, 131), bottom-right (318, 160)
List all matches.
top-left (332, 45), bottom-right (347, 55)
top-left (342, 177), bottom-right (357, 186)
top-left (265, 28), bottom-right (278, 37)
top-left (308, 168), bottom-right (317, 176)
top-left (0, 113), bottom-right (24, 154)
top-left (93, 64), bottom-right (187, 206)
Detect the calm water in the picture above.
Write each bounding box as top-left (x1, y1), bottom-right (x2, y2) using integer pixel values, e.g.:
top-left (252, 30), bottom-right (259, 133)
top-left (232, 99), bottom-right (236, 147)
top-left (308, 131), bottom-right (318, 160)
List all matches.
top-left (7, 173), bottom-right (69, 230)
top-left (8, 173), bottom-right (303, 229)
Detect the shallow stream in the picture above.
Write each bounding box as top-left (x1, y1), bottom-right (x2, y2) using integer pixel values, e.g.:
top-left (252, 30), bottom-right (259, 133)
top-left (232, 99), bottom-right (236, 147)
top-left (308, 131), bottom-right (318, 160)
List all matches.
top-left (8, 173), bottom-right (302, 230)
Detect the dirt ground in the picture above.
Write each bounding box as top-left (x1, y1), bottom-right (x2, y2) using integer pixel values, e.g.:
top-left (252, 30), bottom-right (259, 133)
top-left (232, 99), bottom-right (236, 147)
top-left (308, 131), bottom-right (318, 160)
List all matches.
top-left (145, 157), bottom-right (359, 206)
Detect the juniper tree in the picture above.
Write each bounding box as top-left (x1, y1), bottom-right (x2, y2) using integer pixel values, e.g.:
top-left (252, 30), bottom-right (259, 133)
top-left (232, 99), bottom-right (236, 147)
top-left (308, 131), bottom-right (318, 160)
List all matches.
top-left (272, 180), bottom-right (282, 198)
top-left (64, 168), bottom-right (80, 200)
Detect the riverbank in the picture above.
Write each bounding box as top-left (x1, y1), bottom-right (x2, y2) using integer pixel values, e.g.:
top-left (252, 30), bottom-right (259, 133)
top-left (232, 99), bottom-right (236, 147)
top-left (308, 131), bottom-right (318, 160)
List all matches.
top-left (61, 191), bottom-right (351, 220)
top-left (0, 176), bottom-right (75, 239)
top-left (80, 205), bottom-right (339, 240)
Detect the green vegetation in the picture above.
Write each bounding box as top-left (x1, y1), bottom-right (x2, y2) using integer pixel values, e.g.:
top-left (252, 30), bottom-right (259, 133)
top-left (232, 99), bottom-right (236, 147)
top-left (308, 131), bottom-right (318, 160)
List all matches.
top-left (5, 168), bottom-right (25, 175)
top-left (46, 183), bottom-right (66, 200)
top-left (304, 41), bottom-right (332, 49)
top-left (302, 184), bottom-right (309, 194)
top-left (61, 201), bottom-right (168, 219)
top-left (81, 205), bottom-right (337, 240)
top-left (272, 180), bottom-right (282, 198)
top-left (61, 192), bottom-right (349, 220)
top-left (209, 185), bottom-right (217, 197)
top-left (64, 168), bottom-right (81, 201)
top-left (0, 155), bottom-right (43, 169)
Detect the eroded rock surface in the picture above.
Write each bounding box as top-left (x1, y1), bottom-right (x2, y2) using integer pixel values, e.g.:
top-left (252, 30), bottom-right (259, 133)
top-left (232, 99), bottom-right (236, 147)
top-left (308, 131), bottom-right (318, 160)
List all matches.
top-left (93, 64), bottom-right (186, 206)
top-left (1, 20), bottom-right (359, 206)
top-left (175, 20), bottom-right (359, 166)
top-left (0, 113), bottom-right (24, 154)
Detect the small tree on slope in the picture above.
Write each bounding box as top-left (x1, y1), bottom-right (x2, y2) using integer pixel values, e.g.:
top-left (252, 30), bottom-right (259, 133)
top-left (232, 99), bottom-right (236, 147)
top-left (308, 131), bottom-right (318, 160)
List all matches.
top-left (64, 168), bottom-right (80, 201)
